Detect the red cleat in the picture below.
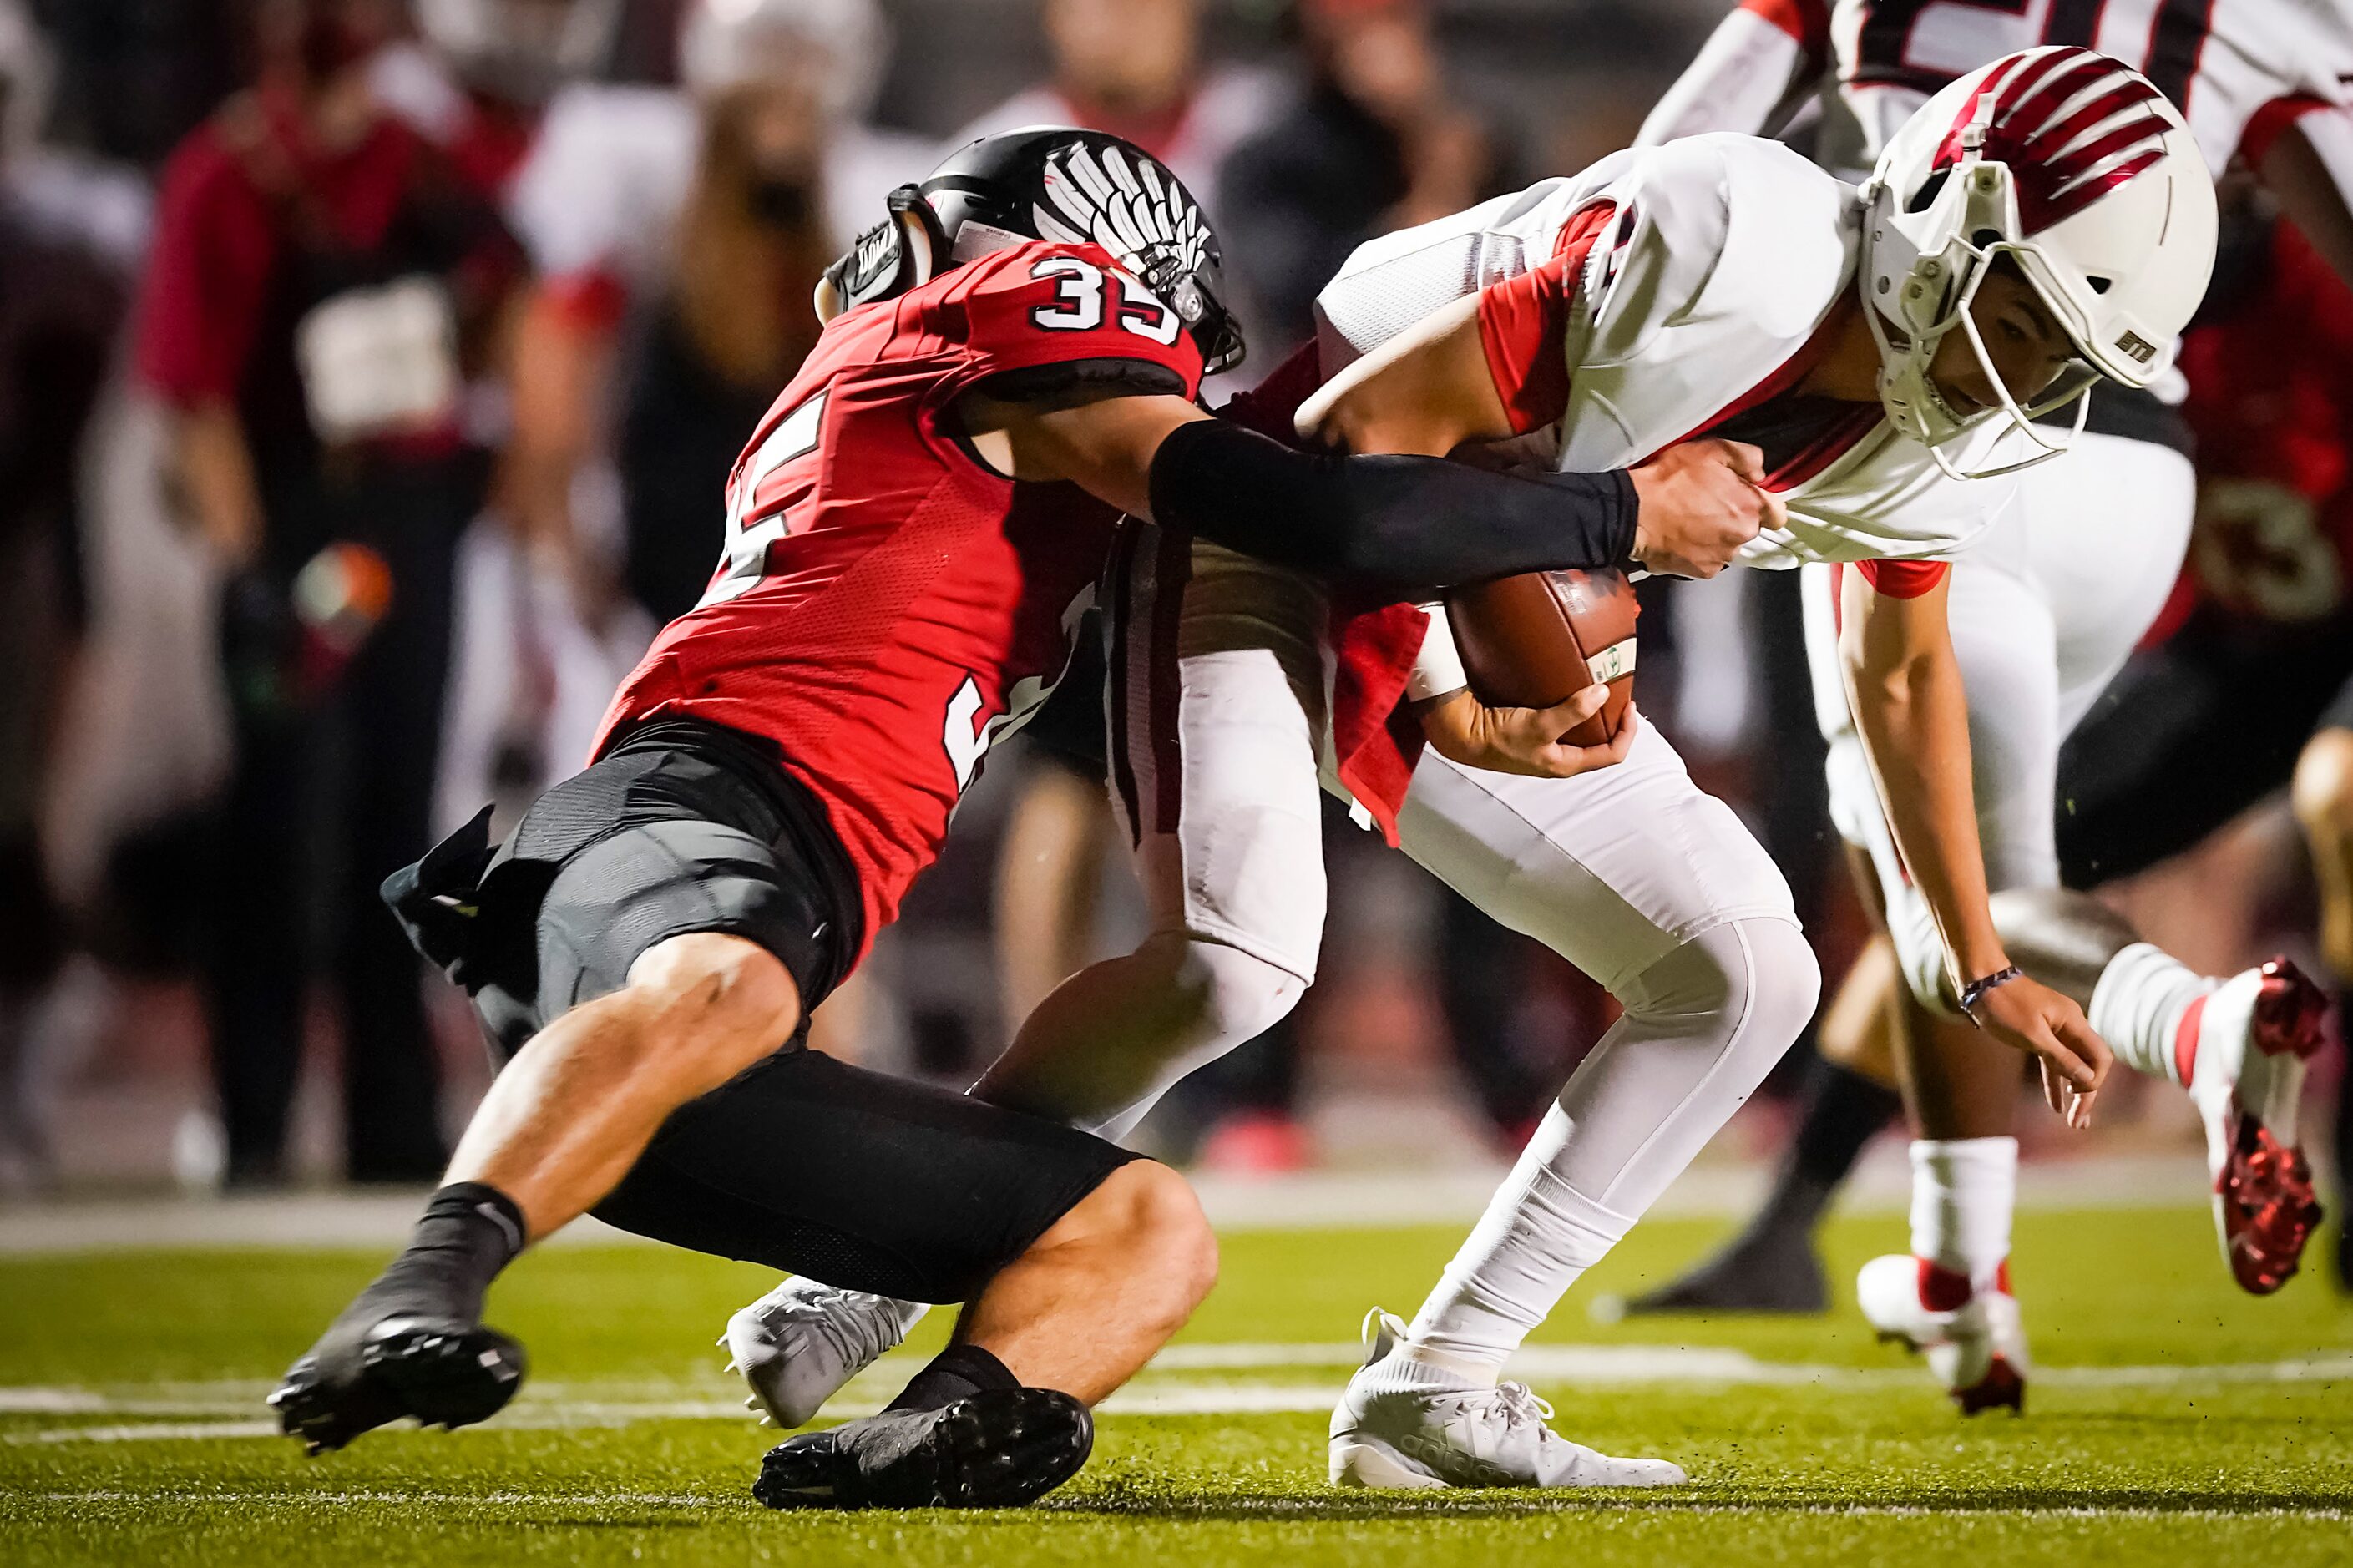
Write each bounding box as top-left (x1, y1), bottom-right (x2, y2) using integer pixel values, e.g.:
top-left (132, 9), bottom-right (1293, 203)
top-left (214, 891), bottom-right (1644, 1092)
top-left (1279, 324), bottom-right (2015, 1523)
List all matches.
top-left (2186, 959), bottom-right (2329, 1295)
top-left (1954, 1354), bottom-right (2026, 1416)
top-left (2215, 1115), bottom-right (2325, 1296)
top-left (1856, 1255), bottom-right (2029, 1416)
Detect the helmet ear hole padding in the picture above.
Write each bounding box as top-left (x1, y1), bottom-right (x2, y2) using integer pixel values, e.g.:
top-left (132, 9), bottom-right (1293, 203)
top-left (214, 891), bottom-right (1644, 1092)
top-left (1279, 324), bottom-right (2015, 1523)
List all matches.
top-left (813, 185), bottom-right (949, 325)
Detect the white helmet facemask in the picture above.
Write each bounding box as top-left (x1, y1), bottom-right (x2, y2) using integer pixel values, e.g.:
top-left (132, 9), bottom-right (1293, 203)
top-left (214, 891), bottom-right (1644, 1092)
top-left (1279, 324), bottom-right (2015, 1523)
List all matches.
top-left (1858, 48), bottom-right (2218, 483)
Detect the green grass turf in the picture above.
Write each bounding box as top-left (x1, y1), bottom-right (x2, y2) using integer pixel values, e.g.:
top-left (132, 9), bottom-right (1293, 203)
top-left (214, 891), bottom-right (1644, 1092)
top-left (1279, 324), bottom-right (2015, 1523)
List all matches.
top-left (3, 1204), bottom-right (2350, 1565)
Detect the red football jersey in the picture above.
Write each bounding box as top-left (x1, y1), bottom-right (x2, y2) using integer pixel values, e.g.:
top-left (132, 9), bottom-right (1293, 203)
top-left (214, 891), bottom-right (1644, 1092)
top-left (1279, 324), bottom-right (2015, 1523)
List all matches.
top-left (593, 239), bottom-right (1205, 949)
top-left (2176, 223), bottom-right (2353, 630)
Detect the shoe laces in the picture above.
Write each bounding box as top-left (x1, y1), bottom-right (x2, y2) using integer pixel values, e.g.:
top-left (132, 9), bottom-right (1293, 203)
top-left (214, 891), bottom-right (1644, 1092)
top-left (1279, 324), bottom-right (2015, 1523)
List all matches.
top-left (748, 1282), bottom-right (898, 1368)
top-left (1468, 1381), bottom-right (1556, 1433)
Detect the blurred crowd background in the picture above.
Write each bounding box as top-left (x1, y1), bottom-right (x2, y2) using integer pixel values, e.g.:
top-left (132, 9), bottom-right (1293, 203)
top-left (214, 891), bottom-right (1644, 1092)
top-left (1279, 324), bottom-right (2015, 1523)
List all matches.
top-left (0, 0), bottom-right (2329, 1197)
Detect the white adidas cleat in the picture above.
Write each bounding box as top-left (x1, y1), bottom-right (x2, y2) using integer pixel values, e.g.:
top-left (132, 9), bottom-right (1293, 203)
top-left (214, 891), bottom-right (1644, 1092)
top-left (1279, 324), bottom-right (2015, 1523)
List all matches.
top-left (2183, 959), bottom-right (2328, 1295)
top-left (1856, 1253), bottom-right (2027, 1415)
top-left (721, 1278), bottom-right (929, 1428)
top-left (1328, 1310), bottom-right (1688, 1490)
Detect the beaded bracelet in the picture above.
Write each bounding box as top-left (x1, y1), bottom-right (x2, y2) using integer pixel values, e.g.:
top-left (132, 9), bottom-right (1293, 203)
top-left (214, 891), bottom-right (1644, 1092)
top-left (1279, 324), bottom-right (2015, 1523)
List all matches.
top-left (1957, 965), bottom-right (2024, 1015)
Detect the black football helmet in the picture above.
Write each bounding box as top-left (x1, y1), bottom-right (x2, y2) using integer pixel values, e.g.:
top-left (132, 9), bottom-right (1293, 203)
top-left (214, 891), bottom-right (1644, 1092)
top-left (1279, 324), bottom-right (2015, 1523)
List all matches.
top-left (817, 126), bottom-right (1246, 375)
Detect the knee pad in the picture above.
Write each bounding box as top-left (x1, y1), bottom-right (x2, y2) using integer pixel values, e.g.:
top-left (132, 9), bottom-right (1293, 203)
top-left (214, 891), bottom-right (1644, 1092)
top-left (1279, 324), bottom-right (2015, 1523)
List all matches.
top-left (1619, 917), bottom-right (1820, 1063)
top-left (1164, 934), bottom-right (1310, 1049)
top-left (1542, 917), bottom-right (1819, 1212)
top-left (1081, 936), bottom-right (1308, 1143)
top-left (1728, 917), bottom-right (1824, 1052)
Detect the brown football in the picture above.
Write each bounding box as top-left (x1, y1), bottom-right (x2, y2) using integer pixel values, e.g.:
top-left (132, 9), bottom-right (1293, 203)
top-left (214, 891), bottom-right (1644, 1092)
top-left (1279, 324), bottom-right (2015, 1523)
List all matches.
top-left (1445, 568), bottom-right (1639, 748)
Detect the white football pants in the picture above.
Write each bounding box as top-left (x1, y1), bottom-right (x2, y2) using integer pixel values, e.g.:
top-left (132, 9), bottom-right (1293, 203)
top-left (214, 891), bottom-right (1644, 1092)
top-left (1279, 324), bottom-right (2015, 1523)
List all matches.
top-left (1030, 529), bottom-right (1818, 1336)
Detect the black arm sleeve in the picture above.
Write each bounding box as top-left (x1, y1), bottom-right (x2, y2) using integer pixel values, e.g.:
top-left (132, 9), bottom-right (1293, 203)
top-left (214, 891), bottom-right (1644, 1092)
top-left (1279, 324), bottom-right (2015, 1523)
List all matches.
top-left (1145, 417), bottom-right (1637, 599)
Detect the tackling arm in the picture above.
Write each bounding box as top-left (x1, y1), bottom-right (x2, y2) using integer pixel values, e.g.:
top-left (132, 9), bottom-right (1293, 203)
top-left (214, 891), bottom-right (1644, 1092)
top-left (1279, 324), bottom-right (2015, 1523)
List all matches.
top-left (960, 389), bottom-right (1642, 596)
top-left (1837, 567), bottom-right (2113, 1110)
top-left (1287, 274), bottom-right (1780, 774)
top-left (960, 383), bottom-right (1662, 780)
top-left (1296, 294), bottom-right (1784, 579)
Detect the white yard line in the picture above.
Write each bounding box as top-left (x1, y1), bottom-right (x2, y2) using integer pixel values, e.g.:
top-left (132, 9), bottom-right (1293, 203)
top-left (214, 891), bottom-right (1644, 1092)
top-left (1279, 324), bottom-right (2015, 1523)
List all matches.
top-left (5, 1344), bottom-right (2345, 1446)
top-left (11, 1421), bottom-right (284, 1444)
top-left (1151, 1342), bottom-right (2353, 1388)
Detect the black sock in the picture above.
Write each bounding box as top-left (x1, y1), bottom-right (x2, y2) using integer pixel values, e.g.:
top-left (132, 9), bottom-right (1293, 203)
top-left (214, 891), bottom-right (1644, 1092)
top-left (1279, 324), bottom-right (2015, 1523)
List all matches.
top-left (339, 1182), bottom-right (527, 1332)
top-left (1744, 1061), bottom-right (1904, 1244)
top-left (885, 1344), bottom-right (1020, 1414)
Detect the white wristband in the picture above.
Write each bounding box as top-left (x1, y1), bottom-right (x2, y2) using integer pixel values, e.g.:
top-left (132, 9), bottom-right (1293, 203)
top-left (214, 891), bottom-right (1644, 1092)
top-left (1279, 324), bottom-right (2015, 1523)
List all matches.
top-left (1406, 604), bottom-right (1470, 702)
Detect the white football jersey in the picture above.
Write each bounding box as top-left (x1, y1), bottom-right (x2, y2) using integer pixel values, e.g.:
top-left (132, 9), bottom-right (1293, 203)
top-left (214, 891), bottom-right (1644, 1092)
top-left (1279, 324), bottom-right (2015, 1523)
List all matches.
top-left (1642, 0), bottom-right (2353, 181)
top-left (1314, 134), bottom-right (2027, 570)
top-left (1830, 0), bottom-right (2353, 178)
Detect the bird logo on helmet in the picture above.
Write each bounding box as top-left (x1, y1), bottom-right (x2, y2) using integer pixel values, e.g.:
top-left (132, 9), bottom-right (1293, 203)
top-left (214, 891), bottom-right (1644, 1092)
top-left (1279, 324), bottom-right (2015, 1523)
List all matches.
top-left (814, 126), bottom-right (1247, 377)
top-left (1029, 139), bottom-right (1224, 359)
top-left (1860, 46), bottom-right (2219, 480)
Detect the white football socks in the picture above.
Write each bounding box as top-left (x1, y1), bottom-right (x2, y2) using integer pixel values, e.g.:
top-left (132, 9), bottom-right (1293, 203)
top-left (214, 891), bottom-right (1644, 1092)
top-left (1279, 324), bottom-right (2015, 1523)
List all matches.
top-left (1371, 918), bottom-right (1817, 1393)
top-left (2086, 942), bottom-right (2213, 1085)
top-left (1908, 1136), bottom-right (2016, 1292)
top-left (1392, 1110), bottom-right (1632, 1387)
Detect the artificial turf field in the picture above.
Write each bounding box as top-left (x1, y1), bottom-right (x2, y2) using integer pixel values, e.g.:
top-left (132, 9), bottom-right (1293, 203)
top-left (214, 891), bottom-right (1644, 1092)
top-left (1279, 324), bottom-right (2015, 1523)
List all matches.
top-left (3, 1203), bottom-right (2350, 1566)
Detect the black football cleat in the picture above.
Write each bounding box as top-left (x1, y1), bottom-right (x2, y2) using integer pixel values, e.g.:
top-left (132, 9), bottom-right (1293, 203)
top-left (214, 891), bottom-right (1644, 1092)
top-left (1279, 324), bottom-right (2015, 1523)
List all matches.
top-left (269, 1314), bottom-right (526, 1454)
top-left (752, 1388), bottom-right (1093, 1510)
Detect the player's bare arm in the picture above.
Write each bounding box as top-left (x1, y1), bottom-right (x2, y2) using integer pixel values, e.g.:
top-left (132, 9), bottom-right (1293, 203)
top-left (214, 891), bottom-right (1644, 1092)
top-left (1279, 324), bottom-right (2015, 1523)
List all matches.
top-left (167, 397), bottom-right (266, 567)
top-left (1835, 567), bottom-right (2111, 1117)
top-left (1804, 249), bottom-right (2124, 1118)
top-left (1294, 294), bottom-right (1510, 455)
top-left (1414, 684), bottom-right (1640, 781)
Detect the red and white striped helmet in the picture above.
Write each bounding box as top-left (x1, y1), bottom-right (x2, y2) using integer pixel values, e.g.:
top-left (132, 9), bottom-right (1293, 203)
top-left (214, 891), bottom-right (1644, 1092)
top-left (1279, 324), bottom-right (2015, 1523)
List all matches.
top-left (1860, 46), bottom-right (2218, 478)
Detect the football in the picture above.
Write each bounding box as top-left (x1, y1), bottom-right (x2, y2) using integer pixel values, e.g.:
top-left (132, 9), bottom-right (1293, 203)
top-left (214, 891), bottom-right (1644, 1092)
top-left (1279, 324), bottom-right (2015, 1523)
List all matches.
top-left (1445, 567), bottom-right (1640, 747)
